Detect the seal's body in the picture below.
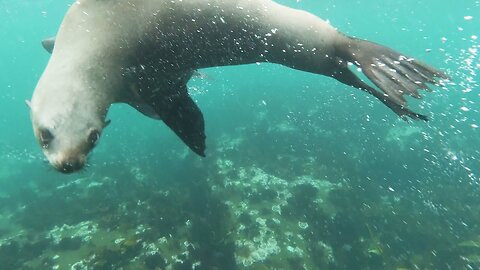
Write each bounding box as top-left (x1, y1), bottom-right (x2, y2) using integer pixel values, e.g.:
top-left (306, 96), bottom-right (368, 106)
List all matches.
top-left (29, 0), bottom-right (447, 173)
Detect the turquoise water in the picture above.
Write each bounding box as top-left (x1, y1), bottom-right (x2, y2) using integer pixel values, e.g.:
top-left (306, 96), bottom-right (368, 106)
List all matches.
top-left (0, 0), bottom-right (479, 269)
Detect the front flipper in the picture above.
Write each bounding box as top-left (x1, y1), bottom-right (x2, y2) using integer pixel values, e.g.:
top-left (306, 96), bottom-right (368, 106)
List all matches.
top-left (151, 88), bottom-right (206, 157)
top-left (334, 36), bottom-right (449, 121)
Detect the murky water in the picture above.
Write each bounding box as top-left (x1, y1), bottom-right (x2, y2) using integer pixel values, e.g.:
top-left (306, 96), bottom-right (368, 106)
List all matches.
top-left (0, 0), bottom-right (478, 269)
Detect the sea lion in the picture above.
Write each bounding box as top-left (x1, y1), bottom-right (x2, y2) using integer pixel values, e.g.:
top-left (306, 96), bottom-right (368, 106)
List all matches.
top-left (29, 0), bottom-right (447, 173)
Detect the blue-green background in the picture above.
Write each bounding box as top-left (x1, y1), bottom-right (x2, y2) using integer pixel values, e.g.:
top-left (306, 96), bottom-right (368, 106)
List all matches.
top-left (1, 0), bottom-right (478, 179)
top-left (0, 0), bottom-right (479, 269)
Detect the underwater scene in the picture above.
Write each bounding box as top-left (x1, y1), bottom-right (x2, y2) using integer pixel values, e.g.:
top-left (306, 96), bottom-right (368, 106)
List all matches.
top-left (0, 0), bottom-right (479, 269)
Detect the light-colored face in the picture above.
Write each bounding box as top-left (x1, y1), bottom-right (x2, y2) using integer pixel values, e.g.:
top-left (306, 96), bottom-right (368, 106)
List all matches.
top-left (29, 101), bottom-right (109, 174)
top-left (29, 0), bottom-right (124, 173)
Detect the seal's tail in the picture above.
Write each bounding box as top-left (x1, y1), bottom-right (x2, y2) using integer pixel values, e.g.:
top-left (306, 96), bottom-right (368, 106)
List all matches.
top-left (333, 37), bottom-right (449, 121)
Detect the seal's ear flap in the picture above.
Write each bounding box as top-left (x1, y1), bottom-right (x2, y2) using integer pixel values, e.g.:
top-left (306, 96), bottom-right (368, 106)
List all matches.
top-left (25, 100), bottom-right (32, 109)
top-left (41, 36), bottom-right (56, 54)
top-left (104, 119), bottom-right (111, 128)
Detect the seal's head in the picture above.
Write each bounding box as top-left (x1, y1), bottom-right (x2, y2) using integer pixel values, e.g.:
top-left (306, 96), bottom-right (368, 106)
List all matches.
top-left (28, 90), bottom-right (110, 174)
top-left (27, 64), bottom-right (110, 173)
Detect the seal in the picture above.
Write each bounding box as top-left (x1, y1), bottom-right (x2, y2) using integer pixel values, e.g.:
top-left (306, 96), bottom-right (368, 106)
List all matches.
top-left (29, 0), bottom-right (447, 173)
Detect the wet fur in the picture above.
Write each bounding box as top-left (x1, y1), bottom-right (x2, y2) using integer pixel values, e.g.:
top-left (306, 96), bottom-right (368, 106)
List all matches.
top-left (30, 0), bottom-right (447, 172)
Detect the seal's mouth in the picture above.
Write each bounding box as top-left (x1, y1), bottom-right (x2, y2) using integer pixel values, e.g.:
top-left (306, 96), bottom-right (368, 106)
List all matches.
top-left (51, 157), bottom-right (87, 174)
top-left (59, 162), bottom-right (84, 174)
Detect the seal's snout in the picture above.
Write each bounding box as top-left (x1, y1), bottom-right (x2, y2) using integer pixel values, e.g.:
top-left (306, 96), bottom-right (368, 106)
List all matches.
top-left (54, 157), bottom-right (85, 174)
top-left (60, 160), bottom-right (82, 174)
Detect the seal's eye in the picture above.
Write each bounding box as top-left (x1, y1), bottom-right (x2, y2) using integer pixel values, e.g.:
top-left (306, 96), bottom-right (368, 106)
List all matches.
top-left (88, 130), bottom-right (100, 146)
top-left (39, 128), bottom-right (54, 149)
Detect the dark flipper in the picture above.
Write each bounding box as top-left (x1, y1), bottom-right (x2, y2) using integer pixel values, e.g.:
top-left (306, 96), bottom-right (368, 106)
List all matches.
top-left (334, 36), bottom-right (449, 121)
top-left (151, 88), bottom-right (206, 157)
top-left (42, 37), bottom-right (56, 54)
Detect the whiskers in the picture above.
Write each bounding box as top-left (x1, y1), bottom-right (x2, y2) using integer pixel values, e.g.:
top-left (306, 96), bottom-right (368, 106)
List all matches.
top-left (41, 158), bottom-right (56, 173)
top-left (78, 163), bottom-right (91, 175)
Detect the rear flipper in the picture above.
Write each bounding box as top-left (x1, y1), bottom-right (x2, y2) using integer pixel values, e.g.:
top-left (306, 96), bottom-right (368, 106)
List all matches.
top-left (333, 36), bottom-right (449, 121)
